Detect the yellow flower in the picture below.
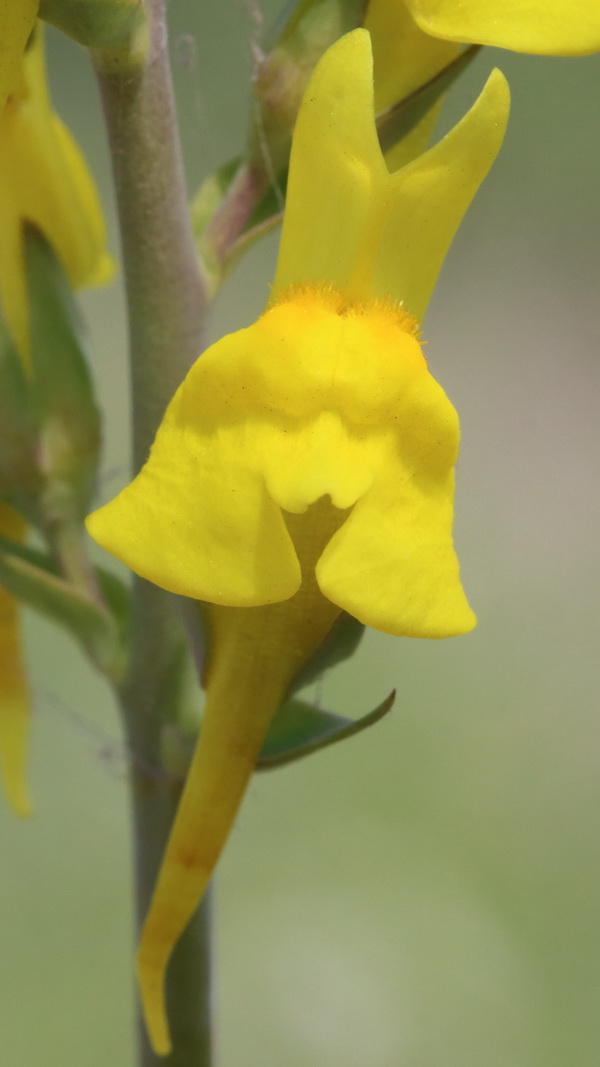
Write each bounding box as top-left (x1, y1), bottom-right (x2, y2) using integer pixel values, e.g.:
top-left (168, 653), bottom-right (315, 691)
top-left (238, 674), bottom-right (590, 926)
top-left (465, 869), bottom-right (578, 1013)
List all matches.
top-left (0, 25), bottom-right (112, 816)
top-left (367, 0), bottom-right (459, 113)
top-left (88, 29), bottom-right (509, 1054)
top-left (0, 26), bottom-right (112, 358)
top-left (0, 505), bottom-right (31, 816)
top-left (0, 0), bottom-right (38, 109)
top-left (401, 0), bottom-right (600, 54)
top-left (366, 0), bottom-right (600, 168)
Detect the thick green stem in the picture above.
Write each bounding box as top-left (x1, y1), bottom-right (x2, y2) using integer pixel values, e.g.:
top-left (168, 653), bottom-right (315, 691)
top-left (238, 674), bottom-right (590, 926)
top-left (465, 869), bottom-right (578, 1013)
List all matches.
top-left (94, 0), bottom-right (211, 1062)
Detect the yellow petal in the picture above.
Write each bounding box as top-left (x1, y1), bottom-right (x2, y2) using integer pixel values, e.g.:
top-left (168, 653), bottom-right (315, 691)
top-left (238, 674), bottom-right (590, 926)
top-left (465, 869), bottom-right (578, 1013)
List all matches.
top-left (86, 329), bottom-right (302, 605)
top-left (138, 501), bottom-right (342, 1055)
top-left (405, 0), bottom-right (600, 55)
top-left (0, 0), bottom-right (38, 108)
top-left (88, 286), bottom-right (474, 640)
top-left (0, 27), bottom-right (113, 356)
top-left (48, 116), bottom-right (114, 288)
top-left (272, 30), bottom-right (509, 321)
top-left (366, 0), bottom-right (460, 172)
top-left (367, 0), bottom-right (460, 112)
top-left (0, 506), bottom-right (32, 817)
top-left (369, 66), bottom-right (510, 323)
top-left (86, 290), bottom-right (421, 601)
top-left (272, 30), bottom-right (386, 298)
top-left (317, 464), bottom-right (477, 638)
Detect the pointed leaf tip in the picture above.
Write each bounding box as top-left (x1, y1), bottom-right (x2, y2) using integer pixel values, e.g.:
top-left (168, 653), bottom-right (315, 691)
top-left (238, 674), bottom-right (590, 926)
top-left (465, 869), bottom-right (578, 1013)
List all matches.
top-left (257, 689), bottom-right (396, 770)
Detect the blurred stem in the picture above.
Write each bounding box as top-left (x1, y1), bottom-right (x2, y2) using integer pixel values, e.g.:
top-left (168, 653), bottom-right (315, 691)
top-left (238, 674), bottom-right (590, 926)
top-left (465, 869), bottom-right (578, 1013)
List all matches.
top-left (203, 159), bottom-right (270, 277)
top-left (47, 517), bottom-right (101, 599)
top-left (95, 0), bottom-right (211, 1062)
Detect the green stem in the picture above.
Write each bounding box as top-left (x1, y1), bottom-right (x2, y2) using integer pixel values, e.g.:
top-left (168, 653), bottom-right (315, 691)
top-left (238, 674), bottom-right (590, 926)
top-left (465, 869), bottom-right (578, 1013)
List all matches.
top-left (203, 159), bottom-right (270, 277)
top-left (95, 0), bottom-right (207, 469)
top-left (47, 517), bottom-right (101, 598)
top-left (94, 0), bottom-right (211, 1062)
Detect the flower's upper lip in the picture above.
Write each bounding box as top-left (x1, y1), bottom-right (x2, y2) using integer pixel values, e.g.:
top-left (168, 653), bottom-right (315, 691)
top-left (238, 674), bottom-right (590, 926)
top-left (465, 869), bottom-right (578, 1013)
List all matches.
top-left (272, 31), bottom-right (509, 324)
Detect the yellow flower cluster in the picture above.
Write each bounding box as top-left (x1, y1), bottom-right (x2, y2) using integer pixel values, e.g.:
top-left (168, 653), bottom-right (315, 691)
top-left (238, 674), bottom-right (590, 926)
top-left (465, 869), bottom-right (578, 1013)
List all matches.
top-left (0, 21), bottom-right (110, 814)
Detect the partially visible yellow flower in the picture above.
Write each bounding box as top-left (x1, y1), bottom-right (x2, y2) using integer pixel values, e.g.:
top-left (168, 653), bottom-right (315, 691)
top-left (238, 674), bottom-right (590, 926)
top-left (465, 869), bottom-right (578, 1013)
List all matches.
top-left (0, 25), bottom-right (112, 815)
top-left (0, 506), bottom-right (31, 816)
top-left (366, 0), bottom-right (600, 168)
top-left (367, 0), bottom-right (458, 113)
top-left (0, 0), bottom-right (38, 109)
top-left (403, 0), bottom-right (600, 54)
top-left (88, 29), bottom-right (509, 1054)
top-left (0, 26), bottom-right (112, 358)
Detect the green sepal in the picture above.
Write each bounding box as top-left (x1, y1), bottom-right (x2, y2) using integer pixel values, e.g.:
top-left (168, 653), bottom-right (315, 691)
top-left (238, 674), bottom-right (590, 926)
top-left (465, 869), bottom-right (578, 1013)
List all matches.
top-left (249, 0), bottom-right (369, 177)
top-left (192, 157), bottom-right (244, 295)
top-left (0, 317), bottom-right (40, 510)
top-left (257, 689), bottom-right (395, 770)
top-left (39, 0), bottom-right (148, 70)
top-left (0, 534), bottom-right (127, 682)
top-left (376, 44), bottom-right (481, 155)
top-left (192, 158), bottom-right (242, 241)
top-left (193, 1), bottom-right (367, 294)
top-left (265, 0), bottom-right (368, 55)
top-left (193, 160), bottom-right (286, 296)
top-left (25, 226), bottom-right (101, 530)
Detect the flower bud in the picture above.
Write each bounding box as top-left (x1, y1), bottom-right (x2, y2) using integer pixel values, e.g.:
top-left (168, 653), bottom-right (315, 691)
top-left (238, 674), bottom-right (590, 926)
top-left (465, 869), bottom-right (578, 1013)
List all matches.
top-left (247, 0), bottom-right (366, 184)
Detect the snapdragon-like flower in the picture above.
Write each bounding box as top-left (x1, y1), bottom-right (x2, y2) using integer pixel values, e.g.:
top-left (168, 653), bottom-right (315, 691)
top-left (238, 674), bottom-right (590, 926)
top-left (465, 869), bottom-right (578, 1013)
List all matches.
top-left (365, 0), bottom-right (600, 167)
top-left (401, 0), bottom-right (600, 54)
top-left (0, 505), bottom-right (30, 816)
top-left (0, 0), bottom-right (38, 109)
top-left (0, 27), bottom-right (112, 815)
top-left (0, 26), bottom-right (112, 357)
top-left (88, 29), bottom-right (509, 1054)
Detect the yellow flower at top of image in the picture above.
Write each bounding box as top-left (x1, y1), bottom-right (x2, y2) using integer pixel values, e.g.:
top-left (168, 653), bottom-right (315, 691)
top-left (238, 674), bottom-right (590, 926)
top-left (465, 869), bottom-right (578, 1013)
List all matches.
top-left (0, 505), bottom-right (31, 817)
top-left (401, 0), bottom-right (600, 54)
top-left (88, 28), bottom-right (509, 1054)
top-left (0, 24), bottom-right (112, 358)
top-left (0, 24), bottom-right (112, 816)
top-left (0, 0), bottom-right (38, 109)
top-left (365, 0), bottom-right (600, 166)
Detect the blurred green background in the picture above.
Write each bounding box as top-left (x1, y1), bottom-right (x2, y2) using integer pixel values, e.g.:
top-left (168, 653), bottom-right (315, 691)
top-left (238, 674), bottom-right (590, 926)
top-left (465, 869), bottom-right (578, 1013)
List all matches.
top-left (1, 3), bottom-right (600, 1064)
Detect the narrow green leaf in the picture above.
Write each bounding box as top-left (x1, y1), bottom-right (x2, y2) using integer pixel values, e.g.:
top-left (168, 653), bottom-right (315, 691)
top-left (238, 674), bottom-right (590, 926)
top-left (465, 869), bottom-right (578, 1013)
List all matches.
top-left (0, 314), bottom-right (40, 514)
top-left (0, 535), bottom-right (126, 681)
top-left (257, 690), bottom-right (395, 770)
top-left (192, 157), bottom-right (242, 239)
top-left (26, 227), bottom-right (101, 520)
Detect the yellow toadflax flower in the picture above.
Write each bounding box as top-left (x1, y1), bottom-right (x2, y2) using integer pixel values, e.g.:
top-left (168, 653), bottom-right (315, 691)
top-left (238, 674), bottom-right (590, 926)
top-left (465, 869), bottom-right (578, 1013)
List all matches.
top-left (0, 26), bottom-right (112, 358)
top-left (0, 0), bottom-right (38, 110)
top-left (366, 0), bottom-right (600, 167)
top-left (0, 26), bottom-right (112, 815)
top-left (0, 505), bottom-right (31, 816)
top-left (400, 0), bottom-right (600, 55)
top-left (88, 29), bottom-right (509, 1054)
